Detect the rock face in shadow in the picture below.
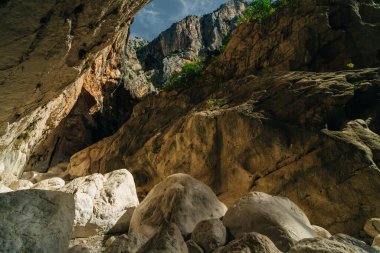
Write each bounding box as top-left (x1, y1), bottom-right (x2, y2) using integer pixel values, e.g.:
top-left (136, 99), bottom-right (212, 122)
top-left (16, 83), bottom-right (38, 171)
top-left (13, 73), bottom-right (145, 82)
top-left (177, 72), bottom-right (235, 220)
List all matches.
top-left (0, 0), bottom-right (151, 185)
top-left (129, 174), bottom-right (227, 237)
top-left (0, 0), bottom-right (149, 128)
top-left (209, 0), bottom-right (380, 79)
top-left (0, 189), bottom-right (75, 253)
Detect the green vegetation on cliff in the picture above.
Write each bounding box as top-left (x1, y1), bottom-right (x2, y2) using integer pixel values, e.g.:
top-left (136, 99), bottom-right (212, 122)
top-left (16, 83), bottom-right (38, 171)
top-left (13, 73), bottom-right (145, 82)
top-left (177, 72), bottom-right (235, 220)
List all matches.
top-left (238, 0), bottom-right (288, 23)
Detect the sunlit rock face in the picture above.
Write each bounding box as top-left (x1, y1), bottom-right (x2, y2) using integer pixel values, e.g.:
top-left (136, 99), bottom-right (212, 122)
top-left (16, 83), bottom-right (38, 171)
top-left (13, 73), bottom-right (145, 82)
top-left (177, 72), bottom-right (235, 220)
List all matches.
top-left (137, 0), bottom-right (248, 86)
top-left (0, 0), bottom-right (150, 183)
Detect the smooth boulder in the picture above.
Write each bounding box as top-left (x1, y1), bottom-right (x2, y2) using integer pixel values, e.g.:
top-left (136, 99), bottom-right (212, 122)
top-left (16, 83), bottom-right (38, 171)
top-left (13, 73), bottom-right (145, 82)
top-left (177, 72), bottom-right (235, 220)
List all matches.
top-left (192, 219), bottom-right (227, 252)
top-left (61, 169), bottom-right (139, 237)
top-left (223, 192), bottom-right (317, 252)
top-left (129, 174), bottom-right (227, 237)
top-left (0, 190), bottom-right (74, 253)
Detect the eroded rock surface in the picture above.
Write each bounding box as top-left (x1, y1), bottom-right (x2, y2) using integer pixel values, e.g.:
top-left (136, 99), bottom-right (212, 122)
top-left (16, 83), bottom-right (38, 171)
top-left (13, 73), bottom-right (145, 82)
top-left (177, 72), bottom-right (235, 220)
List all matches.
top-left (0, 0), bottom-right (151, 185)
top-left (67, 67), bottom-right (380, 237)
top-left (61, 169), bottom-right (139, 237)
top-left (0, 190), bottom-right (74, 253)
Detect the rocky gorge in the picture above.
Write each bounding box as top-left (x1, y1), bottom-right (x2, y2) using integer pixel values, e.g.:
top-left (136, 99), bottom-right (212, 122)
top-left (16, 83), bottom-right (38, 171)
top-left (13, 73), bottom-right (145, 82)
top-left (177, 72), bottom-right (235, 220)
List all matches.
top-left (0, 0), bottom-right (380, 252)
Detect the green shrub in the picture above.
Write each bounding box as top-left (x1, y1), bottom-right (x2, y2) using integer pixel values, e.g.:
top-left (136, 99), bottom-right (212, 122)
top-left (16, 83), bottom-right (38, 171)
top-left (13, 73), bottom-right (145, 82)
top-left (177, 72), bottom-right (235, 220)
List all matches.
top-left (162, 58), bottom-right (204, 91)
top-left (238, 0), bottom-right (288, 24)
top-left (346, 63), bottom-right (355, 69)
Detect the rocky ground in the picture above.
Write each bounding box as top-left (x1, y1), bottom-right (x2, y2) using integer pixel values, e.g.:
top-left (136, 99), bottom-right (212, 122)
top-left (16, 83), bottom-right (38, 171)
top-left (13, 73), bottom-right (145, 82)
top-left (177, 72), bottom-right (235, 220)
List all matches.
top-left (0, 0), bottom-right (380, 252)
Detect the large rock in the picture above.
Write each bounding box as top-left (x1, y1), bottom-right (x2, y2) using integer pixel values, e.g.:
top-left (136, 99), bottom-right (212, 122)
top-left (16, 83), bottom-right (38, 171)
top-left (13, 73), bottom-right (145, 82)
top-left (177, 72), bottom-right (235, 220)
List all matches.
top-left (136, 222), bottom-right (188, 253)
top-left (373, 235), bottom-right (380, 251)
top-left (61, 169), bottom-right (139, 237)
top-left (192, 219), bottom-right (227, 253)
top-left (214, 232), bottom-right (282, 253)
top-left (223, 192), bottom-right (316, 252)
top-left (364, 218), bottom-right (380, 238)
top-left (331, 234), bottom-right (378, 253)
top-left (0, 190), bottom-right (74, 253)
top-left (105, 233), bottom-right (149, 253)
top-left (129, 174), bottom-right (227, 237)
top-left (288, 235), bottom-right (378, 253)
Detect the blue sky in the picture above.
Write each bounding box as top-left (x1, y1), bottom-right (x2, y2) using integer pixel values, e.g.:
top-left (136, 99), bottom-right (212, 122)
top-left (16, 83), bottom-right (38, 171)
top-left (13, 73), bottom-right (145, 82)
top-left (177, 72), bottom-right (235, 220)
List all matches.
top-left (131, 0), bottom-right (229, 40)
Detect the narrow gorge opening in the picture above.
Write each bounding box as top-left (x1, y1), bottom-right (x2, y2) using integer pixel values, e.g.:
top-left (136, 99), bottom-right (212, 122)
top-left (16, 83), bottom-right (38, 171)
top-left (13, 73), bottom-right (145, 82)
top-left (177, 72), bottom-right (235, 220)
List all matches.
top-left (1, 0), bottom-right (380, 252)
top-left (24, 0), bottom-right (247, 173)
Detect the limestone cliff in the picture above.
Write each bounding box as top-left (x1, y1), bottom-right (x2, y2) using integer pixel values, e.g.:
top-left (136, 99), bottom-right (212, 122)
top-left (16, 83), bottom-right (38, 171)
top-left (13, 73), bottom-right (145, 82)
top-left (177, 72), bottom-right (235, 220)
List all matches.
top-left (138, 0), bottom-right (247, 86)
top-left (0, 0), bottom-right (150, 184)
top-left (66, 0), bottom-right (380, 237)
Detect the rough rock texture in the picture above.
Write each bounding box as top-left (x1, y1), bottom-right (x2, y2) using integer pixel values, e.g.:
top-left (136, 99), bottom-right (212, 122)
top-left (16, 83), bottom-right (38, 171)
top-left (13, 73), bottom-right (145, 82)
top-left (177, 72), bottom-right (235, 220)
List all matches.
top-left (0, 0), bottom-right (150, 185)
top-left (187, 240), bottom-right (205, 253)
top-left (105, 233), bottom-right (149, 253)
top-left (129, 174), bottom-right (227, 237)
top-left (67, 67), bottom-right (380, 238)
top-left (0, 0), bottom-right (149, 127)
top-left (214, 232), bottom-right (282, 253)
top-left (8, 179), bottom-right (34, 190)
top-left (210, 0), bottom-right (380, 79)
top-left (192, 219), bottom-right (227, 253)
top-left (373, 235), bottom-right (380, 251)
top-left (288, 235), bottom-right (378, 253)
top-left (138, 0), bottom-right (247, 86)
top-left (0, 190), bottom-right (74, 253)
top-left (311, 225), bottom-right (332, 239)
top-left (365, 218), bottom-right (380, 238)
top-left (0, 183), bottom-right (13, 193)
top-left (223, 192), bottom-right (316, 251)
top-left (136, 222), bottom-right (188, 253)
top-left (332, 234), bottom-right (378, 253)
top-left (61, 169), bottom-right (139, 237)
top-left (32, 177), bottom-right (65, 190)
top-left (68, 235), bottom-right (109, 253)
top-left (122, 36), bottom-right (157, 99)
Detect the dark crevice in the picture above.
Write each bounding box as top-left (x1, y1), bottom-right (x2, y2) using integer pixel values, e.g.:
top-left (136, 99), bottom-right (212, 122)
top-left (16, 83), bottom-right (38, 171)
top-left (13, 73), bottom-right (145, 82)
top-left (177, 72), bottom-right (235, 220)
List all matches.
top-left (345, 85), bottom-right (380, 120)
top-left (0, 0), bottom-right (9, 8)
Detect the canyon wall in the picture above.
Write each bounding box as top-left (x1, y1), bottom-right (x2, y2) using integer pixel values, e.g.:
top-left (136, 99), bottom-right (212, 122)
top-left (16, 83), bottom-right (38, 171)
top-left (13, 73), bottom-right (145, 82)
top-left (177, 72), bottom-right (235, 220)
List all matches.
top-left (0, 0), bottom-right (150, 184)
